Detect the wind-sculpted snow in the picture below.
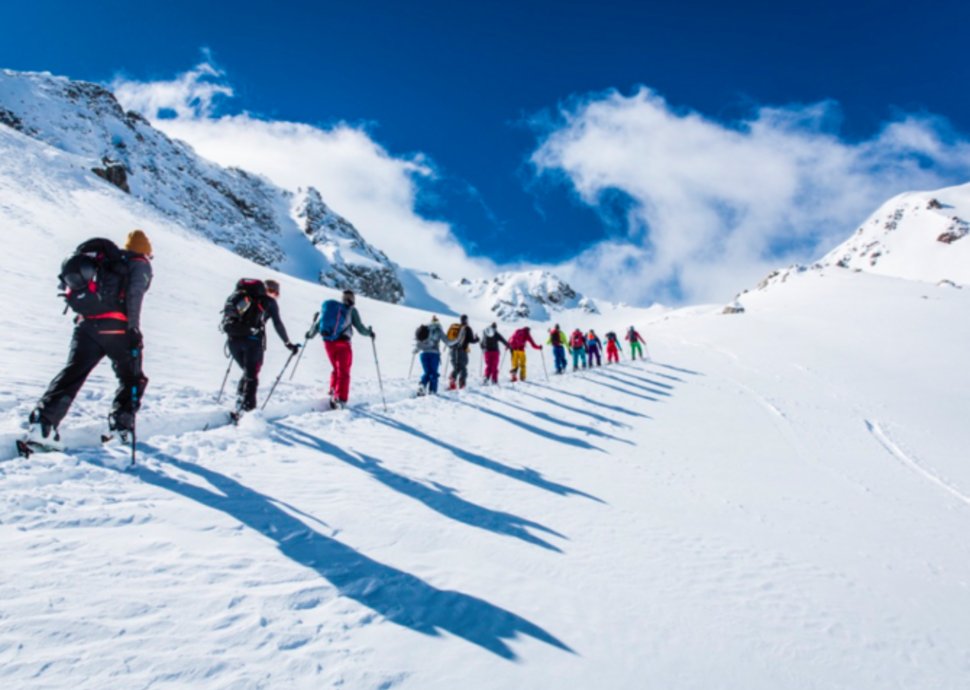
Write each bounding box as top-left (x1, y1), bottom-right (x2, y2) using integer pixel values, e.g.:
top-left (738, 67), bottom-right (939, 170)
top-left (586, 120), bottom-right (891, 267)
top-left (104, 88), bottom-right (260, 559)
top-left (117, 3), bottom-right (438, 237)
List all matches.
top-left (454, 270), bottom-right (599, 322)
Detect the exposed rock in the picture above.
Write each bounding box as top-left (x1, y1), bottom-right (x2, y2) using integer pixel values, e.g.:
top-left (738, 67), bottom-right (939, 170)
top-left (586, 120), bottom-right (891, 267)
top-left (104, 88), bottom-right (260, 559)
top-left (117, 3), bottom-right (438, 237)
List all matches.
top-left (457, 270), bottom-right (598, 322)
top-left (91, 157), bottom-right (130, 193)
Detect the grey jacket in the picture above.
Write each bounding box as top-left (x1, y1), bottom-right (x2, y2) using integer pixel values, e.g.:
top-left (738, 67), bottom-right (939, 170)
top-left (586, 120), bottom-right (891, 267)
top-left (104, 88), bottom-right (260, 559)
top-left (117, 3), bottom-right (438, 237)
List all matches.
top-left (124, 253), bottom-right (153, 331)
top-left (414, 322), bottom-right (453, 353)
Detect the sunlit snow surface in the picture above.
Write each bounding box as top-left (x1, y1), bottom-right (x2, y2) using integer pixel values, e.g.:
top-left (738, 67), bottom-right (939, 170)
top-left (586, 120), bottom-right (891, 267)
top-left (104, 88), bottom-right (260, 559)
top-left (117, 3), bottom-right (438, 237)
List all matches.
top-left (2, 124), bottom-right (970, 688)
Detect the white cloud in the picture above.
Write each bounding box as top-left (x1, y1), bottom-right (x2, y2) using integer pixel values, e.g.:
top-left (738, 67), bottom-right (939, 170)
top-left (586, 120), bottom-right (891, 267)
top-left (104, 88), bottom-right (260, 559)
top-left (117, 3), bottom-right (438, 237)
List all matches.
top-left (111, 63), bottom-right (491, 280)
top-left (533, 88), bottom-right (970, 304)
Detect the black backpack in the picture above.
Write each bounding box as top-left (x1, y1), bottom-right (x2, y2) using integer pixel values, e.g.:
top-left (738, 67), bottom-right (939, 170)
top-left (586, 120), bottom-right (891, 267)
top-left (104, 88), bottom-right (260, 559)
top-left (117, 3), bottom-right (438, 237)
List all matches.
top-left (59, 238), bottom-right (129, 317)
top-left (415, 324), bottom-right (430, 342)
top-left (220, 279), bottom-right (267, 337)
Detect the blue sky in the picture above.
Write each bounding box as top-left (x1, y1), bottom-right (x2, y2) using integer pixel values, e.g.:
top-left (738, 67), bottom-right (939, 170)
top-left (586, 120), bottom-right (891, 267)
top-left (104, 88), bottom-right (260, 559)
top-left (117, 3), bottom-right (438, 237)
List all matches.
top-left (3, 0), bottom-right (970, 303)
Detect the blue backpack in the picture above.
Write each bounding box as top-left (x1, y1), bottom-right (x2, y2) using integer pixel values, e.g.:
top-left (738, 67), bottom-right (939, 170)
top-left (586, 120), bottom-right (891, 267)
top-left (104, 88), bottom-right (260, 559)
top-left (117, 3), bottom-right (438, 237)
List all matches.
top-left (319, 299), bottom-right (349, 341)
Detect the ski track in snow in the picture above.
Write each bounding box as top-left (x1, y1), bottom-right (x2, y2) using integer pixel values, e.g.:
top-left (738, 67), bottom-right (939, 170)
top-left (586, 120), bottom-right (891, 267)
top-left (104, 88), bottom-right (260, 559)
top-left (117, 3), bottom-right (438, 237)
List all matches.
top-left (865, 419), bottom-right (970, 508)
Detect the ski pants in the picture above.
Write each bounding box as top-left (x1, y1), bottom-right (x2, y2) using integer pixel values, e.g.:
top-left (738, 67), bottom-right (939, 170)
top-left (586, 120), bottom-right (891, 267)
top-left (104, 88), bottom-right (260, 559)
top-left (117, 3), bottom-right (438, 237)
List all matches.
top-left (36, 318), bottom-right (147, 430)
top-left (572, 347), bottom-right (587, 369)
top-left (607, 343), bottom-right (620, 364)
top-left (420, 351), bottom-right (441, 393)
top-left (483, 350), bottom-right (500, 383)
top-left (630, 341), bottom-right (643, 360)
top-left (450, 348), bottom-right (470, 387)
top-left (552, 345), bottom-right (567, 373)
top-left (588, 345), bottom-right (602, 367)
top-left (510, 350), bottom-right (527, 381)
top-left (228, 336), bottom-right (264, 412)
top-left (325, 339), bottom-right (354, 402)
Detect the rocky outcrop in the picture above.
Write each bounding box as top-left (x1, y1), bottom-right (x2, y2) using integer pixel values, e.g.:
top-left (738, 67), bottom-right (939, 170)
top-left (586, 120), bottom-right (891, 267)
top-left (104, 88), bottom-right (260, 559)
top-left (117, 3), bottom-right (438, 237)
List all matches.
top-left (456, 270), bottom-right (598, 322)
top-left (294, 187), bottom-right (404, 303)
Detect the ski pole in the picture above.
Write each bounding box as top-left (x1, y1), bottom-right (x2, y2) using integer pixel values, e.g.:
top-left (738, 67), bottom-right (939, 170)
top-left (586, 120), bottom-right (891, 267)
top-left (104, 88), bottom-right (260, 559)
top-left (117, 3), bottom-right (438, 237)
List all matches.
top-left (290, 311), bottom-right (320, 381)
top-left (408, 352), bottom-right (416, 379)
top-left (130, 383), bottom-right (138, 468)
top-left (371, 336), bottom-right (388, 412)
top-left (643, 342), bottom-right (652, 361)
top-left (216, 358), bottom-right (233, 403)
top-left (540, 348), bottom-right (549, 381)
top-left (262, 350), bottom-right (297, 411)
top-left (442, 347), bottom-right (451, 388)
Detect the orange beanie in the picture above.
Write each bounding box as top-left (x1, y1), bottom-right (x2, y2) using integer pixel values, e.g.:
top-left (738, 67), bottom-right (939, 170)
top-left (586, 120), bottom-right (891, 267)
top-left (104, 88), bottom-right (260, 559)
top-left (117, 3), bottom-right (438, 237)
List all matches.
top-left (124, 229), bottom-right (152, 255)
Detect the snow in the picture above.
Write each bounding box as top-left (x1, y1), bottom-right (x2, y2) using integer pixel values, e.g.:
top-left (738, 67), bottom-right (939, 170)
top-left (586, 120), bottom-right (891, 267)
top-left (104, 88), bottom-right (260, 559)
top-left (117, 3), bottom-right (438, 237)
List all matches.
top-left (2, 85), bottom-right (970, 689)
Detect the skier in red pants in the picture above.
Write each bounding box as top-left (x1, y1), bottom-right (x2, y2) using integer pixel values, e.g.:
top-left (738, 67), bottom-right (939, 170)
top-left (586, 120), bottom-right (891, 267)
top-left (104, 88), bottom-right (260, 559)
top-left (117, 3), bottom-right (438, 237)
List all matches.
top-left (311, 290), bottom-right (374, 409)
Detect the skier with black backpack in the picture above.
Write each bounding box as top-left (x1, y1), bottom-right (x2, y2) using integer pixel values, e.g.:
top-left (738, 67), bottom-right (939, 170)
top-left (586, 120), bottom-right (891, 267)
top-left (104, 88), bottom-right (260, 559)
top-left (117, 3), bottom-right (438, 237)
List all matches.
top-left (480, 322), bottom-right (509, 385)
top-left (221, 278), bottom-right (300, 420)
top-left (21, 231), bottom-right (153, 456)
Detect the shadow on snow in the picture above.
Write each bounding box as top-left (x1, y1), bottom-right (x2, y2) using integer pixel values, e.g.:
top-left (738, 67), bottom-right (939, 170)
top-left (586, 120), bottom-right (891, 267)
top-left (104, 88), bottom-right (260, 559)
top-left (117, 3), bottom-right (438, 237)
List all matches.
top-left (123, 445), bottom-right (575, 660)
top-left (362, 412), bottom-right (605, 503)
top-left (272, 422), bottom-right (566, 552)
top-left (525, 382), bottom-right (650, 419)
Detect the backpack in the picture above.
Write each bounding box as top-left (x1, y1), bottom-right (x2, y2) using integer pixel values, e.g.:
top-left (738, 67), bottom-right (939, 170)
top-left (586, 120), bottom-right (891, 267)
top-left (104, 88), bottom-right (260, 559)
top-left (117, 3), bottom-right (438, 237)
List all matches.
top-left (571, 331), bottom-right (585, 348)
top-left (319, 299), bottom-right (350, 341)
top-left (415, 324), bottom-right (430, 342)
top-left (606, 331), bottom-right (617, 342)
top-left (59, 238), bottom-right (129, 317)
top-left (220, 279), bottom-right (267, 337)
top-left (550, 327), bottom-right (561, 343)
top-left (446, 323), bottom-right (461, 341)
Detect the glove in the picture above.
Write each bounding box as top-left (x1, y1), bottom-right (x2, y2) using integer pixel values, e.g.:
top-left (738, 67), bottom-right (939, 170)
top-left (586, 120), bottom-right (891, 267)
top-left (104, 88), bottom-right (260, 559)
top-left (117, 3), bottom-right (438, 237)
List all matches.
top-left (128, 328), bottom-right (143, 350)
top-left (369, 328), bottom-right (376, 339)
top-left (286, 342), bottom-right (301, 354)
top-left (305, 328), bottom-right (317, 340)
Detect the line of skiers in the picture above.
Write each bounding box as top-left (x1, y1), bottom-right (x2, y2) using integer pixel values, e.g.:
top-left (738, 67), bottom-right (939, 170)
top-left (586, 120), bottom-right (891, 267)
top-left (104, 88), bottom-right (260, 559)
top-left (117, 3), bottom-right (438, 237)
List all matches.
top-left (21, 230), bottom-right (648, 452)
top-left (410, 316), bottom-right (648, 395)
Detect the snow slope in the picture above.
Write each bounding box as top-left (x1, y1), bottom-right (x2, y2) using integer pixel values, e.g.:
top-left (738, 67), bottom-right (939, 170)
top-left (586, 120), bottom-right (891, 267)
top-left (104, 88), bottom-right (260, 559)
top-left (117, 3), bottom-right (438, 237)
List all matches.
top-left (2, 113), bottom-right (970, 688)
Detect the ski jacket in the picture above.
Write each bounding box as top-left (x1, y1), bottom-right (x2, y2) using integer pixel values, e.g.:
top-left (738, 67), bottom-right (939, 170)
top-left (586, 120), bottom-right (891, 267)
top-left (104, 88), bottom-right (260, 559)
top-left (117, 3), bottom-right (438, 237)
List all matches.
top-left (547, 329), bottom-right (567, 347)
top-left (122, 252), bottom-right (152, 330)
top-left (452, 324), bottom-right (480, 352)
top-left (316, 305), bottom-right (371, 341)
top-left (415, 321), bottom-right (449, 353)
top-left (260, 296), bottom-right (291, 344)
top-left (606, 333), bottom-right (622, 351)
top-left (508, 328), bottom-right (541, 351)
top-left (480, 326), bottom-right (509, 352)
top-left (625, 329), bottom-right (644, 343)
top-left (586, 334), bottom-right (602, 352)
top-left (569, 330), bottom-right (586, 349)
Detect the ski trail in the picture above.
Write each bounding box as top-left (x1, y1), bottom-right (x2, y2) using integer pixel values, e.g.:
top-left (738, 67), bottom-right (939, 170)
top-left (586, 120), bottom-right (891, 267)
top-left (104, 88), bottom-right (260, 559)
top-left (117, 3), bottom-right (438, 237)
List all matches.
top-left (865, 419), bottom-right (970, 508)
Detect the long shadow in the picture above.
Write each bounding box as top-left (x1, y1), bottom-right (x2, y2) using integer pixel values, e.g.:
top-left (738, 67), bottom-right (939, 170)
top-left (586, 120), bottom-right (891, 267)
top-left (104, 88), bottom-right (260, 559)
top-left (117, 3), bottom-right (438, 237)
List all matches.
top-left (587, 370), bottom-right (673, 398)
top-left (581, 376), bottom-right (660, 403)
top-left (511, 388), bottom-right (635, 429)
top-left (124, 445), bottom-right (574, 660)
top-left (361, 412), bottom-right (604, 503)
top-left (273, 422), bottom-right (566, 552)
top-left (451, 399), bottom-right (606, 453)
top-left (652, 361), bottom-right (704, 376)
top-left (471, 391), bottom-right (634, 446)
top-left (603, 368), bottom-right (676, 390)
top-left (527, 382), bottom-right (650, 419)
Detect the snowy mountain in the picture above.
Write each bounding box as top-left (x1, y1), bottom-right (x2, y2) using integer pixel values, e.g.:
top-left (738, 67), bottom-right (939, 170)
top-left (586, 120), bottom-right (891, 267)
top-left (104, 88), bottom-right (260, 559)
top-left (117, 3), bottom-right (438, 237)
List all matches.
top-left (2, 69), bottom-right (970, 688)
top-left (452, 270), bottom-right (599, 322)
top-left (736, 181), bottom-right (970, 306)
top-left (0, 69), bottom-right (404, 302)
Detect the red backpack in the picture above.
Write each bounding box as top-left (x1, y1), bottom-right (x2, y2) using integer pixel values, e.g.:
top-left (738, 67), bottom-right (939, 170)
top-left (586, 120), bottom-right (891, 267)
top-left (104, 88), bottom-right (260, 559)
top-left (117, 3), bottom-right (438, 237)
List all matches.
top-left (570, 331), bottom-right (585, 348)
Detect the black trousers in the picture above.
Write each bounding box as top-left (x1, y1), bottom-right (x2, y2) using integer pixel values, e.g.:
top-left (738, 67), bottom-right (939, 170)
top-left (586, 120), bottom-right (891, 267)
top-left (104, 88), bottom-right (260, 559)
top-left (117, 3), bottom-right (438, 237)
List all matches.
top-left (37, 319), bottom-right (147, 430)
top-left (449, 348), bottom-right (470, 386)
top-left (228, 337), bottom-right (264, 411)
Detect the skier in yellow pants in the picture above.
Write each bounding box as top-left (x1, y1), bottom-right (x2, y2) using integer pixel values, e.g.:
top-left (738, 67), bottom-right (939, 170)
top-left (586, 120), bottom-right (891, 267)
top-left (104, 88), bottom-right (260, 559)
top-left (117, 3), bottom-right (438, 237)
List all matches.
top-left (507, 326), bottom-right (542, 381)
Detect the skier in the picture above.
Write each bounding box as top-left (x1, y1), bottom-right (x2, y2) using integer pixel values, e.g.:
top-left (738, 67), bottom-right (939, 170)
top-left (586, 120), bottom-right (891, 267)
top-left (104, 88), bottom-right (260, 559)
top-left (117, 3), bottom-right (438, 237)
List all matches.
top-left (605, 331), bottom-right (622, 364)
top-left (586, 330), bottom-right (603, 367)
top-left (23, 231), bottom-right (154, 452)
top-left (569, 328), bottom-right (587, 371)
top-left (480, 322), bottom-right (509, 385)
top-left (447, 315), bottom-right (480, 390)
top-left (310, 289), bottom-right (374, 409)
top-left (626, 326), bottom-right (646, 360)
top-left (413, 315), bottom-right (449, 395)
top-left (222, 278), bottom-right (300, 420)
top-left (507, 326), bottom-right (542, 382)
top-left (547, 324), bottom-right (568, 375)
